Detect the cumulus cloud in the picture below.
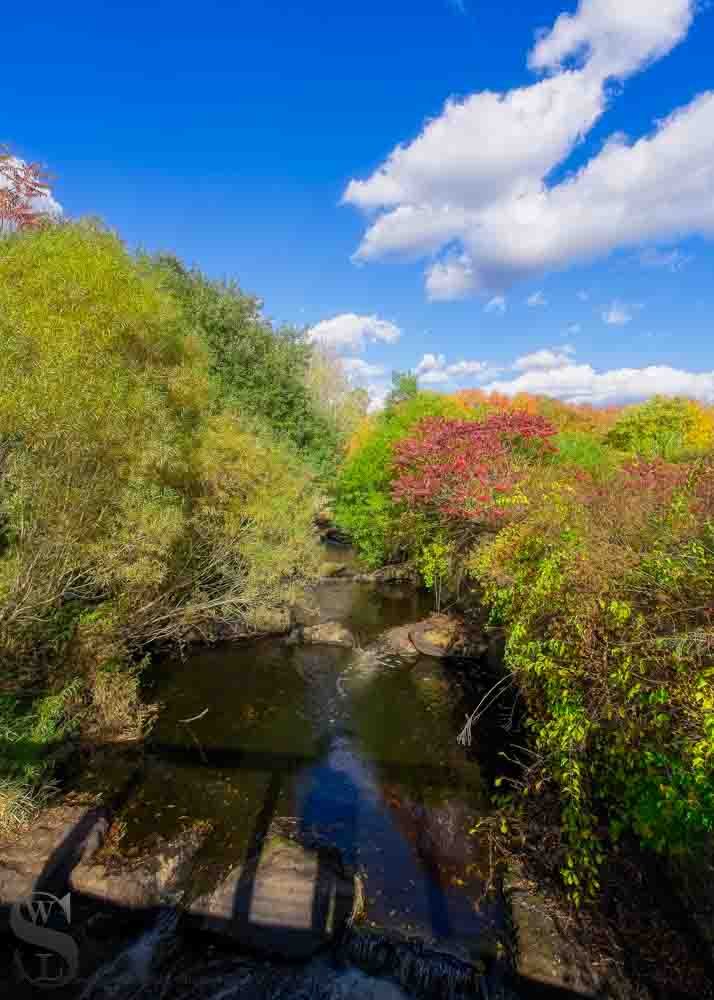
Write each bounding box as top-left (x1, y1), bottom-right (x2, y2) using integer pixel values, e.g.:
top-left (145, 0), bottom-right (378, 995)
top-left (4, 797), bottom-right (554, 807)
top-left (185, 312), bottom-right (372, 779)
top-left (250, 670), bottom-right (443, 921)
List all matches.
top-left (306, 313), bottom-right (401, 352)
top-left (485, 295), bottom-right (506, 314)
top-left (526, 290), bottom-right (548, 307)
top-left (366, 382), bottom-right (393, 413)
top-left (513, 346), bottom-right (575, 371)
top-left (340, 357), bottom-right (387, 378)
top-left (425, 254), bottom-right (476, 300)
top-left (602, 300), bottom-right (634, 325)
top-left (416, 352), bottom-right (494, 384)
top-left (528, 0), bottom-right (693, 78)
top-left (344, 1), bottom-right (706, 298)
top-left (485, 363), bottom-right (714, 406)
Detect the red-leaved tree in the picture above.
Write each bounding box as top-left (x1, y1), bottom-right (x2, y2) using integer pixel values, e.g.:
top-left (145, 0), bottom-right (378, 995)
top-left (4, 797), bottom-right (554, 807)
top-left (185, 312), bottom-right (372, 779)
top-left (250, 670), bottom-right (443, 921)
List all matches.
top-left (392, 412), bottom-right (556, 524)
top-left (0, 147), bottom-right (52, 234)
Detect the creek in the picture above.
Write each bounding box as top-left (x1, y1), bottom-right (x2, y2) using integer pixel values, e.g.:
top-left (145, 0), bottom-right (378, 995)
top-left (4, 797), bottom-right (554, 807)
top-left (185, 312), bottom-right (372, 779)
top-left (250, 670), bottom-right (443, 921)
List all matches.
top-left (80, 556), bottom-right (515, 999)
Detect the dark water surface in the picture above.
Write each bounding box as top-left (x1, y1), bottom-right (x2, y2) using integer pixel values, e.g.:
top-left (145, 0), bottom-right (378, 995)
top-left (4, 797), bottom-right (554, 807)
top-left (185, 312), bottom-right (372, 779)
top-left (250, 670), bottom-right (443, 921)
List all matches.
top-left (121, 576), bottom-right (504, 948)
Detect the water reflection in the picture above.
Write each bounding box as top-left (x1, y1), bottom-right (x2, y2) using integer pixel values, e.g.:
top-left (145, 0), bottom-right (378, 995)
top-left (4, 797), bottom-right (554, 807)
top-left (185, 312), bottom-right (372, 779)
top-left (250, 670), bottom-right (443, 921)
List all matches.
top-left (118, 581), bottom-right (501, 946)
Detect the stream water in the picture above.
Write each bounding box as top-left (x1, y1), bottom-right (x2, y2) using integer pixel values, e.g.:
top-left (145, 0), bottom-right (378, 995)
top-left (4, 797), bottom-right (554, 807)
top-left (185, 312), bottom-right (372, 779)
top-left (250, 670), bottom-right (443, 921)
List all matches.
top-left (84, 561), bottom-right (513, 998)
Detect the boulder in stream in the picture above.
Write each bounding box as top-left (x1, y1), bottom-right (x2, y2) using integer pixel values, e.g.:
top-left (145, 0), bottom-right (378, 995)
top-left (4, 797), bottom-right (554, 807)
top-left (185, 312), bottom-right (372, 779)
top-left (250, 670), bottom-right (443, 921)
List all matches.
top-left (408, 615), bottom-right (490, 660)
top-left (380, 624), bottom-right (419, 658)
top-left (301, 621), bottom-right (356, 648)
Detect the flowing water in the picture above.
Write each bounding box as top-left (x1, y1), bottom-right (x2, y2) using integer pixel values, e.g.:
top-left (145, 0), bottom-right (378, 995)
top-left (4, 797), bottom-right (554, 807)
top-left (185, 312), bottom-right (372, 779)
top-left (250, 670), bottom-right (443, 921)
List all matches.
top-left (84, 564), bottom-right (514, 998)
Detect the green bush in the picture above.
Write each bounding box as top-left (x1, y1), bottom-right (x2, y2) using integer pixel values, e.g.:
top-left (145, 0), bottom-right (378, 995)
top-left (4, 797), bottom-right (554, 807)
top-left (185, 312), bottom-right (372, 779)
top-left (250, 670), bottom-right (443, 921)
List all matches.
top-left (605, 395), bottom-right (714, 460)
top-left (333, 392), bottom-right (469, 566)
top-left (471, 462), bottom-right (714, 902)
top-left (152, 255), bottom-right (362, 481)
top-left (551, 430), bottom-right (620, 476)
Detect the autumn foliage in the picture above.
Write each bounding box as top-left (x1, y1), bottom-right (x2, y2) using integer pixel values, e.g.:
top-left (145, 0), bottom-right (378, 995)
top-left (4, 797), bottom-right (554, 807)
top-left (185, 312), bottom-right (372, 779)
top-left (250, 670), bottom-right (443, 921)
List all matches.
top-left (337, 386), bottom-right (714, 900)
top-left (0, 148), bottom-right (52, 233)
top-left (392, 412), bottom-right (556, 523)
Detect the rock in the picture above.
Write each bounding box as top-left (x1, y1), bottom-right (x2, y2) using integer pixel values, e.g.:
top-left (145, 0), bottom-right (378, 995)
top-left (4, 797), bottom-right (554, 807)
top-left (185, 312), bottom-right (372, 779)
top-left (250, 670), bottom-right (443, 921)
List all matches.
top-left (302, 622), bottom-right (356, 648)
top-left (668, 846), bottom-right (714, 962)
top-left (380, 625), bottom-right (418, 658)
top-left (189, 836), bottom-right (356, 959)
top-left (320, 562), bottom-right (351, 579)
top-left (505, 862), bottom-right (604, 996)
top-left (70, 826), bottom-right (206, 910)
top-left (324, 527), bottom-right (351, 545)
top-left (315, 509), bottom-right (333, 528)
top-left (0, 803), bottom-right (111, 926)
top-left (408, 617), bottom-right (460, 658)
top-left (372, 565), bottom-right (417, 585)
top-left (407, 615), bottom-right (490, 659)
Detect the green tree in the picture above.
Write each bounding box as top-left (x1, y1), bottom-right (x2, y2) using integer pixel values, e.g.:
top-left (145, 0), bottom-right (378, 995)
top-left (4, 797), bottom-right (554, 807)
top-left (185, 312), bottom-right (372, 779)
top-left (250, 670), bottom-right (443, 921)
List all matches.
top-left (387, 370), bottom-right (419, 407)
top-left (152, 255), bottom-right (345, 478)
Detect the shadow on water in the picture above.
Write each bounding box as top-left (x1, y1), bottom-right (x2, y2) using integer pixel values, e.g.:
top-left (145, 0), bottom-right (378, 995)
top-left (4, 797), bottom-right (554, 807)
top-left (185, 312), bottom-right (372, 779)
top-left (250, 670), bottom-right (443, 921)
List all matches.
top-left (0, 579), bottom-right (541, 996)
top-left (0, 771), bottom-right (607, 1000)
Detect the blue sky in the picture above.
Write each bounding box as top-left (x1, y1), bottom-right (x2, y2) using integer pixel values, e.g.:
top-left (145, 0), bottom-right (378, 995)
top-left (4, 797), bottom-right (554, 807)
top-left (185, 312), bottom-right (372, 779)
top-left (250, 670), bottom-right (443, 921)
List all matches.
top-left (4, 0), bottom-right (713, 407)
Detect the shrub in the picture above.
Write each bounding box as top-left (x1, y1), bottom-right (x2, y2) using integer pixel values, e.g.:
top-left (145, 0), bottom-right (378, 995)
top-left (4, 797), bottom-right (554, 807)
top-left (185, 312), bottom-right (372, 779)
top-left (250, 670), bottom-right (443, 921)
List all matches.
top-left (152, 255), bottom-right (360, 480)
top-left (550, 430), bottom-right (620, 476)
top-left (471, 459), bottom-right (714, 901)
top-left (392, 411), bottom-right (556, 526)
top-left (0, 682), bottom-right (82, 833)
top-left (333, 392), bottom-right (469, 566)
top-left (605, 395), bottom-right (714, 460)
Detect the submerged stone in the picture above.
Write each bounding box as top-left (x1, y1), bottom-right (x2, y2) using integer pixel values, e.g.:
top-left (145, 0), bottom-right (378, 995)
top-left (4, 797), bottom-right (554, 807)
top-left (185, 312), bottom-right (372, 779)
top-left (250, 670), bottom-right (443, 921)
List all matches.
top-left (188, 836), bottom-right (357, 959)
top-left (70, 826), bottom-right (206, 911)
top-left (302, 621), bottom-right (356, 647)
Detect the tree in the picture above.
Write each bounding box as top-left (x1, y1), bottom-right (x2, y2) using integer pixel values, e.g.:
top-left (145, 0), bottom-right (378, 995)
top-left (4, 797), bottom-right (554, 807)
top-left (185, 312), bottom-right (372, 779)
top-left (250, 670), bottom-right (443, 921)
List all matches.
top-left (0, 148), bottom-right (52, 234)
top-left (151, 255), bottom-right (344, 478)
top-left (387, 371), bottom-right (418, 407)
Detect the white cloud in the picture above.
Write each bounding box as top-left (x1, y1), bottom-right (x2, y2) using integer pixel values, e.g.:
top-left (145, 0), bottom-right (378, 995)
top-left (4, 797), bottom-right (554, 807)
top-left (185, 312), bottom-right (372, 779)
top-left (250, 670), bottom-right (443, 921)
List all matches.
top-left (366, 382), bottom-right (393, 412)
top-left (415, 353), bottom-right (452, 384)
top-left (513, 346), bottom-right (575, 371)
top-left (638, 246), bottom-right (692, 271)
top-left (529, 0), bottom-right (693, 79)
top-left (306, 313), bottom-right (401, 352)
top-left (425, 254), bottom-right (476, 300)
top-left (485, 295), bottom-right (506, 314)
top-left (526, 290), bottom-right (548, 307)
top-left (344, 1), bottom-right (706, 298)
top-left (340, 357), bottom-right (386, 378)
top-left (416, 352), bottom-right (494, 384)
top-left (602, 300), bottom-right (634, 325)
top-left (485, 363), bottom-right (714, 406)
